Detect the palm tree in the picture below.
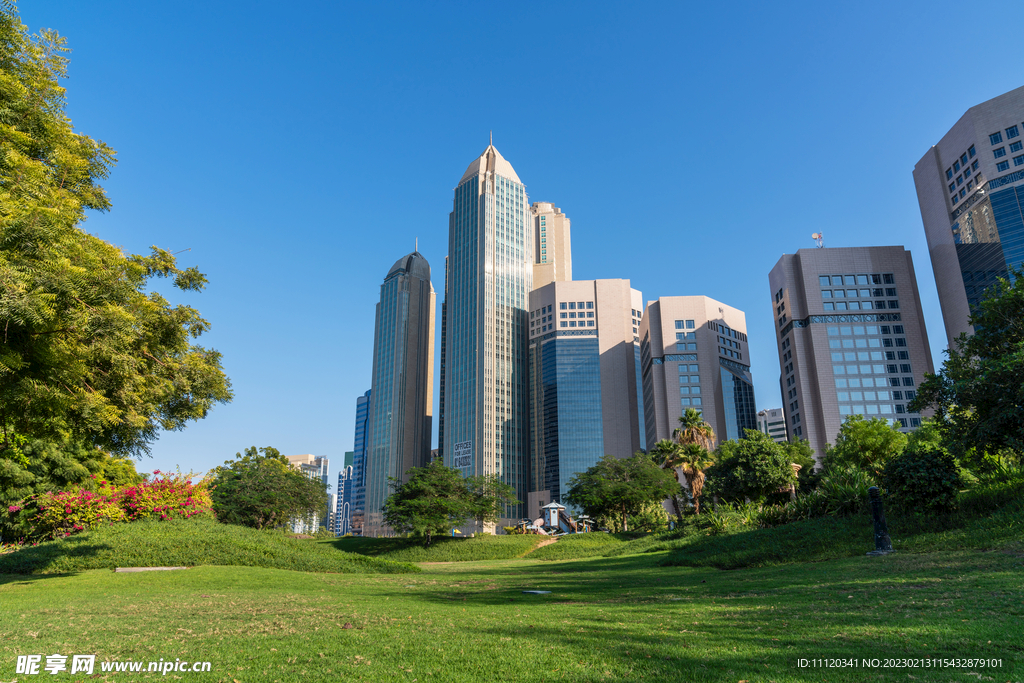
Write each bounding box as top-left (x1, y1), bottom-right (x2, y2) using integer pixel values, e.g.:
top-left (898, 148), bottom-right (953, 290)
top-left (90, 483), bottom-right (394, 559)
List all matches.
top-left (672, 409), bottom-right (716, 513)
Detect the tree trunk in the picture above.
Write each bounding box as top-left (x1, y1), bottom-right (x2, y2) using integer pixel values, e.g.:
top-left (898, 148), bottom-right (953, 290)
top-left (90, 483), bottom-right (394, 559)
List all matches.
top-left (621, 503), bottom-right (628, 532)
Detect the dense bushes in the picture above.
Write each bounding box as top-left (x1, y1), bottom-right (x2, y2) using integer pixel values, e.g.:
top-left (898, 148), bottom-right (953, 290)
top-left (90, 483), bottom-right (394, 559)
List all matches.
top-left (883, 445), bottom-right (962, 513)
top-left (2, 470), bottom-right (211, 541)
top-left (704, 430), bottom-right (797, 504)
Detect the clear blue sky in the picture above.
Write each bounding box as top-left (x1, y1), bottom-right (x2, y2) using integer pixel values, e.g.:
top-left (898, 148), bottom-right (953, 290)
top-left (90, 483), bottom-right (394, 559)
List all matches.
top-left (19, 1), bottom-right (1023, 478)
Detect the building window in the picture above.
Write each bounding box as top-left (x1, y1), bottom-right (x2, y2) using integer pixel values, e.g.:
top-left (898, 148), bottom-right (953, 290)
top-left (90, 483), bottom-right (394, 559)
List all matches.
top-left (961, 153), bottom-right (969, 166)
top-left (903, 377), bottom-right (915, 387)
top-left (994, 147), bottom-right (1006, 159)
top-left (559, 302), bottom-right (566, 310)
top-left (1008, 125), bottom-right (1020, 139)
top-left (1015, 155), bottom-right (1024, 167)
top-left (685, 320), bottom-right (695, 329)
top-left (1011, 141), bottom-right (1023, 153)
top-left (586, 302), bottom-right (594, 309)
top-left (997, 161), bottom-right (1010, 172)
top-left (949, 182), bottom-right (956, 193)
top-left (560, 312), bottom-right (567, 319)
top-left (969, 144), bottom-right (976, 157)
top-left (954, 160), bottom-right (961, 172)
top-left (990, 132), bottom-right (1003, 145)
top-left (560, 321), bottom-right (567, 328)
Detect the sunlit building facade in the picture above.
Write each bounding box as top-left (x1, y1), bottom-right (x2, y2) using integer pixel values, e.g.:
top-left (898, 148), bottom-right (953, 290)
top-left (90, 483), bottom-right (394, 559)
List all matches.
top-left (913, 85), bottom-right (1024, 346)
top-left (526, 279), bottom-right (645, 516)
top-left (350, 390), bottom-right (370, 535)
top-left (439, 144), bottom-right (532, 524)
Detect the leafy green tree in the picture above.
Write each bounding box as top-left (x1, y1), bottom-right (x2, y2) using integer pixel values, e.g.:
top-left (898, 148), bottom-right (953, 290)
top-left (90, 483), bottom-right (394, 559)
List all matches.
top-left (564, 453), bottom-right (678, 532)
top-left (464, 473), bottom-right (521, 531)
top-left (705, 430), bottom-right (798, 504)
top-left (210, 447), bottom-right (326, 531)
top-left (650, 439), bottom-right (686, 522)
top-left (882, 444), bottom-right (963, 513)
top-left (824, 415), bottom-right (907, 480)
top-left (0, 4), bottom-right (231, 460)
top-left (911, 267), bottom-right (1024, 463)
top-left (381, 459), bottom-right (473, 547)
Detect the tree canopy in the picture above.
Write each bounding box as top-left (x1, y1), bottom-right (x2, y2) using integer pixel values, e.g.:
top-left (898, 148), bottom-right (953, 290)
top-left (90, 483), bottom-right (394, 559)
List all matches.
top-left (824, 415), bottom-right (907, 480)
top-left (0, 4), bottom-right (231, 460)
top-left (210, 447), bottom-right (327, 531)
top-left (911, 267), bottom-right (1024, 460)
top-left (705, 430), bottom-right (797, 504)
top-left (564, 452), bottom-right (678, 532)
top-left (381, 459), bottom-right (495, 546)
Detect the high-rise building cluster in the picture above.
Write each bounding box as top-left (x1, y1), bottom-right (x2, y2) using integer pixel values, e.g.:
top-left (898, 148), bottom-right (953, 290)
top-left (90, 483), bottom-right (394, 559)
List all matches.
top-left (327, 84), bottom-right (1023, 535)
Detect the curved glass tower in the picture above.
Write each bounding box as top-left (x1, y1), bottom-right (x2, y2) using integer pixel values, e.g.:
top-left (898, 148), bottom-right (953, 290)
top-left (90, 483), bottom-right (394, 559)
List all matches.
top-left (440, 144), bottom-right (532, 523)
top-left (364, 252), bottom-right (435, 535)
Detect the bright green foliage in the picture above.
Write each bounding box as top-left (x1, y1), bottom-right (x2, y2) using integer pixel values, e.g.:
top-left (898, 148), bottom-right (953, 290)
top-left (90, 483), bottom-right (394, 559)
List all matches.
top-left (564, 452), bottom-right (678, 532)
top-left (0, 516), bottom-right (418, 574)
top-left (912, 267), bottom-right (1024, 461)
top-left (824, 415), bottom-right (907, 479)
top-left (883, 445), bottom-right (963, 513)
top-left (382, 459), bottom-right (475, 547)
top-left (464, 473), bottom-right (521, 529)
top-left (705, 430), bottom-right (797, 504)
top-left (0, 4), bottom-right (232, 459)
top-left (210, 447), bottom-right (326, 531)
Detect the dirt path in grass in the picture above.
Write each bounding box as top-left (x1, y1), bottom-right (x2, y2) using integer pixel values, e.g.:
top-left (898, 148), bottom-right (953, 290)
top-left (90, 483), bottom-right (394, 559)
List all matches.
top-left (518, 537), bottom-right (557, 558)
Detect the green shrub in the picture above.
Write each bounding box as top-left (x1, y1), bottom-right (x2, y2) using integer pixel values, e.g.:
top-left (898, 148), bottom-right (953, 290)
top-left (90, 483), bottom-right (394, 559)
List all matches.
top-left (883, 445), bottom-right (963, 513)
top-left (705, 431), bottom-right (797, 503)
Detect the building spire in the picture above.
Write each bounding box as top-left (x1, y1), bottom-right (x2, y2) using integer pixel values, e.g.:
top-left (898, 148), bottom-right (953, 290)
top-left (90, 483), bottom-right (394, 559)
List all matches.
top-left (415, 237), bottom-right (418, 252)
top-left (490, 130), bottom-right (493, 146)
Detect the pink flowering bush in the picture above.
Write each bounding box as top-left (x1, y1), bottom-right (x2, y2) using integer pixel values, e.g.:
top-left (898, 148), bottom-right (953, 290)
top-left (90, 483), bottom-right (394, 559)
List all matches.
top-left (2, 470), bottom-right (213, 541)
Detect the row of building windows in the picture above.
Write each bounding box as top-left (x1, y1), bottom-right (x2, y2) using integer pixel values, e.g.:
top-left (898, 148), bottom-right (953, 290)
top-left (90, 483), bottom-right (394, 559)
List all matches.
top-left (819, 273), bottom-right (894, 286)
top-left (707, 321), bottom-right (747, 342)
top-left (559, 311), bottom-right (594, 319)
top-left (679, 373), bottom-right (700, 383)
top-left (949, 159), bottom-right (981, 195)
top-left (822, 287), bottom-right (896, 299)
top-left (560, 320), bottom-right (594, 328)
top-left (829, 324), bottom-right (904, 335)
top-left (839, 404), bottom-right (911, 416)
top-left (560, 301), bottom-right (593, 310)
top-left (674, 319), bottom-right (695, 329)
top-left (680, 397), bottom-right (702, 407)
top-left (720, 347), bottom-right (743, 360)
top-left (676, 331), bottom-right (696, 341)
top-left (829, 336), bottom-right (907, 348)
top-left (988, 125), bottom-right (1021, 146)
top-left (994, 155), bottom-right (1024, 172)
top-left (946, 145), bottom-right (977, 180)
top-left (823, 299), bottom-right (898, 311)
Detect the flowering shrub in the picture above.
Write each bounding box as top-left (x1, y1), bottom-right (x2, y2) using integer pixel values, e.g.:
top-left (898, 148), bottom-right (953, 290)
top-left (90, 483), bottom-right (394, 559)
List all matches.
top-left (2, 469), bottom-right (213, 541)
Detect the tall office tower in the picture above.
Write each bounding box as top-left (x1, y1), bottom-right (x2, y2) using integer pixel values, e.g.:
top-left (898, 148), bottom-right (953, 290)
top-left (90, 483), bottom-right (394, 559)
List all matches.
top-left (756, 408), bottom-right (788, 444)
top-left (363, 251), bottom-right (436, 536)
top-left (531, 202), bottom-right (572, 288)
top-left (526, 279), bottom-right (645, 516)
top-left (639, 296), bottom-right (757, 449)
top-left (768, 247), bottom-right (934, 460)
top-left (438, 256), bottom-right (449, 456)
top-left (285, 454), bottom-right (330, 534)
top-left (913, 85), bottom-right (1024, 346)
top-left (440, 143), bottom-right (532, 525)
top-left (350, 389), bottom-right (370, 536)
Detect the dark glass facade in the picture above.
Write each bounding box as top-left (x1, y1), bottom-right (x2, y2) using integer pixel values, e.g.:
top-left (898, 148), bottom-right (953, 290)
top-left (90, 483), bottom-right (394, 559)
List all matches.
top-left (529, 337), bottom-right (604, 503)
top-left (719, 362), bottom-right (757, 442)
top-left (350, 389), bottom-right (370, 535)
top-left (950, 184), bottom-right (1024, 307)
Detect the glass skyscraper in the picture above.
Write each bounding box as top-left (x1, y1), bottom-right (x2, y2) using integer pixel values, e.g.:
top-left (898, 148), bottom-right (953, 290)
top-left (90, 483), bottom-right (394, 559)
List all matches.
top-left (439, 144), bottom-right (532, 523)
top-left (364, 252), bottom-right (435, 536)
top-left (350, 389), bottom-right (370, 536)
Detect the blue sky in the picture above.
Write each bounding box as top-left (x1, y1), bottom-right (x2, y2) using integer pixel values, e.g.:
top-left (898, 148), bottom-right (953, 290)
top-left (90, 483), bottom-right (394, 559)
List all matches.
top-left (19, 1), bottom-right (1023, 478)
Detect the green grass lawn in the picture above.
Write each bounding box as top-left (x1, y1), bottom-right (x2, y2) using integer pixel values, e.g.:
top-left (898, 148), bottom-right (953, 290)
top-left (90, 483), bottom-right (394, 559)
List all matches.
top-left (1, 547), bottom-right (1020, 682)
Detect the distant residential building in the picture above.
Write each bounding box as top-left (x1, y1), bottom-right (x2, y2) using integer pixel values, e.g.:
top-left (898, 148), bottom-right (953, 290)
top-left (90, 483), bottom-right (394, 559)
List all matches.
top-left (286, 454), bottom-right (329, 534)
top-left (531, 202), bottom-right (572, 289)
top-left (768, 247), bottom-right (934, 461)
top-left (350, 390), bottom-right (370, 536)
top-left (913, 85), bottom-right (1024, 346)
top-left (757, 408), bottom-right (788, 443)
top-left (364, 251), bottom-right (436, 536)
top-left (639, 296), bottom-right (757, 449)
top-left (526, 279), bottom-right (645, 518)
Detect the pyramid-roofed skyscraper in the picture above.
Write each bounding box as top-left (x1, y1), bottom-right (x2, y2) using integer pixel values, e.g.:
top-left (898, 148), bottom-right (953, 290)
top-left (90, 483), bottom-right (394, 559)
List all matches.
top-left (439, 143), bottom-right (532, 524)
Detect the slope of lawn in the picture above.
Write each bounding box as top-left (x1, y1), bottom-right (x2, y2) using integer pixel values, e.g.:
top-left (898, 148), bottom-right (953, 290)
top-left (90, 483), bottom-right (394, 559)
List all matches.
top-left (329, 533), bottom-right (544, 563)
top-left (0, 517), bottom-right (419, 575)
top-left (0, 548), bottom-right (1020, 682)
top-left (526, 532), bottom-right (627, 561)
top-left (607, 476), bottom-right (1024, 569)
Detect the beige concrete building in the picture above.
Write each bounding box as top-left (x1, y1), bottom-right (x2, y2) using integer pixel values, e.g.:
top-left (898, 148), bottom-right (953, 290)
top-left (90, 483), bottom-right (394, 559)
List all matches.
top-left (285, 454), bottom-right (330, 534)
top-left (639, 296), bottom-right (757, 449)
top-left (913, 85), bottom-right (1024, 347)
top-left (768, 247), bottom-right (933, 461)
top-left (531, 202), bottom-right (572, 288)
top-left (525, 279), bottom-right (645, 517)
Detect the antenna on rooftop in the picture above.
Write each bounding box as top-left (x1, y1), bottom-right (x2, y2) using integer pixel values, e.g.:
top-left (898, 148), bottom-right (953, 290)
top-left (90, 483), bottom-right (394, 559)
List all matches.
top-left (415, 237), bottom-right (418, 252)
top-left (811, 232), bottom-right (824, 248)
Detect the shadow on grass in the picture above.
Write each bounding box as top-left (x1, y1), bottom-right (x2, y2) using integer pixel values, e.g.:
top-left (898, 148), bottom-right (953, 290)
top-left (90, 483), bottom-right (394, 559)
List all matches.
top-left (0, 540), bottom-right (109, 576)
